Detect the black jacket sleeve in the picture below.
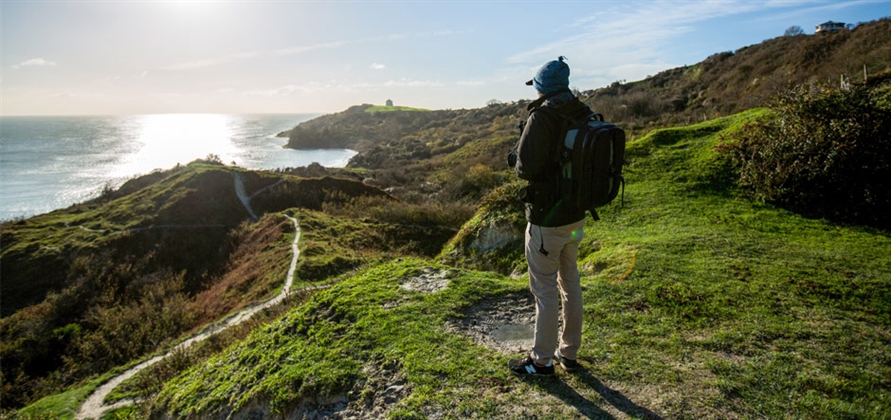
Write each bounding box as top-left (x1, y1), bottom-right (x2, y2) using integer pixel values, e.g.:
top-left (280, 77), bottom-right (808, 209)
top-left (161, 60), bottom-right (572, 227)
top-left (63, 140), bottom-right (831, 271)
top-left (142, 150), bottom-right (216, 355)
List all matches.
top-left (514, 110), bottom-right (558, 182)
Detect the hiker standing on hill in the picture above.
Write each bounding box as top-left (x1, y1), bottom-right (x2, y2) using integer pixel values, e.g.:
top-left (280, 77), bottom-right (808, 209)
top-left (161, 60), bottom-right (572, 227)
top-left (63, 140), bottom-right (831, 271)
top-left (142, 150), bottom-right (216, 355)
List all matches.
top-left (508, 56), bottom-right (592, 375)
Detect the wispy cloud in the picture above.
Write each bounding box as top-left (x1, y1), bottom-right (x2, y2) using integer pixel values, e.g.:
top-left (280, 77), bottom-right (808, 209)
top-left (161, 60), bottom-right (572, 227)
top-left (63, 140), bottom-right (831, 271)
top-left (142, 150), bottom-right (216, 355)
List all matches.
top-left (161, 29), bottom-right (466, 71)
top-left (160, 39), bottom-right (354, 71)
top-left (506, 0), bottom-right (835, 88)
top-left (245, 84), bottom-right (304, 96)
top-left (384, 78), bottom-right (443, 88)
top-left (161, 58), bottom-right (224, 71)
top-left (757, 0), bottom-right (888, 22)
top-left (11, 58), bottom-right (57, 70)
top-left (371, 63), bottom-right (387, 70)
top-left (242, 78), bottom-right (445, 97)
top-left (150, 92), bottom-right (187, 100)
top-left (273, 40), bottom-right (351, 56)
top-left (512, 0), bottom-right (761, 64)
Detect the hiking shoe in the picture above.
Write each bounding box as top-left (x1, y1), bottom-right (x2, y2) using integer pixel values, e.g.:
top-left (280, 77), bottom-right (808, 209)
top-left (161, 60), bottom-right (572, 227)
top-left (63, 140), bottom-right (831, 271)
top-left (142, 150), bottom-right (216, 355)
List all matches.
top-left (509, 356), bottom-right (554, 375)
top-left (555, 350), bottom-right (580, 372)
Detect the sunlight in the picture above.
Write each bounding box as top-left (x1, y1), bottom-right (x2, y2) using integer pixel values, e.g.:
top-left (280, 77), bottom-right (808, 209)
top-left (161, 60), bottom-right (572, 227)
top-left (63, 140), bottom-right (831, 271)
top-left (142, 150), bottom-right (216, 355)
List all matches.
top-left (164, 0), bottom-right (215, 14)
top-left (112, 114), bottom-right (237, 177)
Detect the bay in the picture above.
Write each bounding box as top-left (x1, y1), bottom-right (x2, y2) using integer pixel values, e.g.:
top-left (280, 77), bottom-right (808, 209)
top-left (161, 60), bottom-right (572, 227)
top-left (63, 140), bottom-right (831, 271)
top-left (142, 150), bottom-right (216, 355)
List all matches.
top-left (0, 114), bottom-right (355, 221)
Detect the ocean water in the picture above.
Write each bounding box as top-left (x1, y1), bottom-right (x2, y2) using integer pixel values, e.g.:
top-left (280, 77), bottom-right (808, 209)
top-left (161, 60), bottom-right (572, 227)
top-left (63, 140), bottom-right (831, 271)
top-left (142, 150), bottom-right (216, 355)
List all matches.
top-left (0, 114), bottom-right (357, 221)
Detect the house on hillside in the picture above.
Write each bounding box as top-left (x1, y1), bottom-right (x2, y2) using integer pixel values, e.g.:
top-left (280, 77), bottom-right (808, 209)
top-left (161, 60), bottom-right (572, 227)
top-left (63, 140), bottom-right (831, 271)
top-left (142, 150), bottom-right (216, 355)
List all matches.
top-left (816, 21), bottom-right (846, 33)
top-left (386, 99), bottom-right (393, 106)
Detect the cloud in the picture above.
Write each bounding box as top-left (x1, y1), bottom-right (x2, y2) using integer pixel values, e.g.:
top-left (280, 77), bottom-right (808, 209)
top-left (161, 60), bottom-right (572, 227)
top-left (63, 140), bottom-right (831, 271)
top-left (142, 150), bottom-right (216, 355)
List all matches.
top-left (758, 0), bottom-right (888, 22)
top-left (384, 78), bottom-right (443, 88)
top-left (513, 1), bottom-right (755, 64)
top-left (273, 40), bottom-right (351, 56)
top-left (430, 30), bottom-right (470, 37)
top-left (162, 40), bottom-right (354, 71)
top-left (161, 30), bottom-right (463, 72)
top-left (456, 80), bottom-right (486, 86)
top-left (161, 59), bottom-right (223, 70)
top-left (244, 83), bottom-right (341, 96)
top-left (241, 78), bottom-right (446, 97)
top-left (371, 63), bottom-right (387, 70)
top-left (11, 58), bottom-right (57, 70)
top-left (150, 92), bottom-right (187, 100)
top-left (505, 0), bottom-right (831, 88)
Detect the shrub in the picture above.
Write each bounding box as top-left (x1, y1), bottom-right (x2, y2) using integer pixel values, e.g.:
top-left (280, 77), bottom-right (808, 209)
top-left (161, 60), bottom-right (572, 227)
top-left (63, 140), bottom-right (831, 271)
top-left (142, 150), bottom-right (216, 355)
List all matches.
top-left (717, 82), bottom-right (891, 228)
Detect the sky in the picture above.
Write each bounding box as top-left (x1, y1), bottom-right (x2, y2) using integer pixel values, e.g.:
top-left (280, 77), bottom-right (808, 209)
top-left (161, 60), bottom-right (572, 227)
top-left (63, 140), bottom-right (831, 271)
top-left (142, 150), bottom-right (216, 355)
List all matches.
top-left (1, 0), bottom-right (888, 116)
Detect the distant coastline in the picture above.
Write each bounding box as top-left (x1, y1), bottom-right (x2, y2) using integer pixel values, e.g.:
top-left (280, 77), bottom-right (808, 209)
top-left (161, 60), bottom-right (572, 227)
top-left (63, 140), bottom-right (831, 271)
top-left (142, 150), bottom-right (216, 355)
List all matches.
top-left (0, 114), bottom-right (353, 221)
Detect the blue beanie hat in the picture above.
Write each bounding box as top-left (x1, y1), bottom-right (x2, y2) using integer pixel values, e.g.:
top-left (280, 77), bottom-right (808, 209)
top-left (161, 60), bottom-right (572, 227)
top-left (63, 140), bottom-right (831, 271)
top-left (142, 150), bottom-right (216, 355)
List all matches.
top-left (526, 56), bottom-right (570, 94)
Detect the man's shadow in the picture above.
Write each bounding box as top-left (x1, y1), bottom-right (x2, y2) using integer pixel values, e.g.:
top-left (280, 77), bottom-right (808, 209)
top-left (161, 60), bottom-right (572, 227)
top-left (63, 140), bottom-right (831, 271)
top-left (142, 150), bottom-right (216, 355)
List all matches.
top-left (524, 366), bottom-right (663, 419)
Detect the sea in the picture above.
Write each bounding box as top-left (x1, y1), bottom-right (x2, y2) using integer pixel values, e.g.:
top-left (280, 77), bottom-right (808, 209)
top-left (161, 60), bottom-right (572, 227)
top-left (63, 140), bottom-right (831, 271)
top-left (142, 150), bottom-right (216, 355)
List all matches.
top-left (0, 114), bottom-right (357, 221)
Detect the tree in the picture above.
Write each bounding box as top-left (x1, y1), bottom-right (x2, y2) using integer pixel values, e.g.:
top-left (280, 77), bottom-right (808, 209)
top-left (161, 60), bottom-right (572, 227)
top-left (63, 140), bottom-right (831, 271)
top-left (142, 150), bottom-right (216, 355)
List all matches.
top-left (784, 25), bottom-right (804, 36)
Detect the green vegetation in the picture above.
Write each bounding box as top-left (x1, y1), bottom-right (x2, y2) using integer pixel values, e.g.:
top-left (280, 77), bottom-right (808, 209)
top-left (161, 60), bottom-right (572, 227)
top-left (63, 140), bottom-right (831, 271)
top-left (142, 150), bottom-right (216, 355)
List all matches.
top-left (717, 82), bottom-right (891, 229)
top-left (13, 377), bottom-right (101, 420)
top-left (6, 17), bottom-right (891, 419)
top-left (0, 162), bottom-right (398, 413)
top-left (155, 111), bottom-right (891, 418)
top-left (580, 113), bottom-right (890, 418)
top-left (154, 259), bottom-right (525, 418)
top-left (438, 179), bottom-right (526, 276)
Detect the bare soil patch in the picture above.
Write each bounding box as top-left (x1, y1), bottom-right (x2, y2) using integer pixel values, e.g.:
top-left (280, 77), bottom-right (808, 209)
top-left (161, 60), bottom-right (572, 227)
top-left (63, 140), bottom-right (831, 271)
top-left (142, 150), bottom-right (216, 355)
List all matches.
top-left (400, 267), bottom-right (453, 293)
top-left (447, 291), bottom-right (536, 354)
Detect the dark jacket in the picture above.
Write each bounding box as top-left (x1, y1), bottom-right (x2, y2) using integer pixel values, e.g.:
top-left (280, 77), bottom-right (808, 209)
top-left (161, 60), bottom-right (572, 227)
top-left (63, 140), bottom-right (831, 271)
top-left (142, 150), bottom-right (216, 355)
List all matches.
top-left (514, 90), bottom-right (593, 226)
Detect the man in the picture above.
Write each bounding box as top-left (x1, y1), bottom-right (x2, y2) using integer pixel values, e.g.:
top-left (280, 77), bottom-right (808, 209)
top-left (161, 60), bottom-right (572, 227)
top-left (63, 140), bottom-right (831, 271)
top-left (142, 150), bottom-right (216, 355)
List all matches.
top-left (508, 56), bottom-right (592, 375)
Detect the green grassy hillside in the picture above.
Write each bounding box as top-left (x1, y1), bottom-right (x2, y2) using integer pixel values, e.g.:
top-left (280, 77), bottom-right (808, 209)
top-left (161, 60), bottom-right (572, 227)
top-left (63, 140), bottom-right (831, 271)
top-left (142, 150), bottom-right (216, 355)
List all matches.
top-left (133, 110), bottom-right (890, 419)
top-left (0, 161), bottom-right (420, 412)
top-left (7, 19), bottom-right (891, 418)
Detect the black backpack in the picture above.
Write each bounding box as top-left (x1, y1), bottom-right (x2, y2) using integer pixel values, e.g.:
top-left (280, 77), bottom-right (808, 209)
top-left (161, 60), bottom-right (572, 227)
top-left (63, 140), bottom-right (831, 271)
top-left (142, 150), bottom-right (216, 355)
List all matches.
top-left (539, 108), bottom-right (626, 212)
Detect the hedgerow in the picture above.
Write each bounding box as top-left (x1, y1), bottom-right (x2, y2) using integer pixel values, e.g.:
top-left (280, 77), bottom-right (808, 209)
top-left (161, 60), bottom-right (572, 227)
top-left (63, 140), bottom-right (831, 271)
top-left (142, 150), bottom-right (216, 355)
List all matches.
top-left (717, 82), bottom-right (891, 229)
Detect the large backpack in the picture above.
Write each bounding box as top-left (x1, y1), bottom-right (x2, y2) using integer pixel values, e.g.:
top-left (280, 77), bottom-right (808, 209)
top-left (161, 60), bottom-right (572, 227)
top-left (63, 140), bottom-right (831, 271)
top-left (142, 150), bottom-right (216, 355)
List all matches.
top-left (541, 108), bottom-right (626, 212)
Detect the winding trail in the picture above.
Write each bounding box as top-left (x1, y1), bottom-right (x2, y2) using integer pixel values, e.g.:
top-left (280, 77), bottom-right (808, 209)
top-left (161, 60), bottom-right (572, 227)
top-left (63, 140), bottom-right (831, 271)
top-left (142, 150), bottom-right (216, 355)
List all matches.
top-left (76, 174), bottom-right (312, 420)
top-left (235, 172), bottom-right (284, 221)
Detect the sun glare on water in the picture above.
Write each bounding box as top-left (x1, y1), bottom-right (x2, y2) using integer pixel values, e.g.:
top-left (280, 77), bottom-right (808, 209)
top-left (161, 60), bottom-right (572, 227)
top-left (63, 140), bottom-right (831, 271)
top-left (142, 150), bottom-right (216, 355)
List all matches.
top-left (112, 114), bottom-right (238, 177)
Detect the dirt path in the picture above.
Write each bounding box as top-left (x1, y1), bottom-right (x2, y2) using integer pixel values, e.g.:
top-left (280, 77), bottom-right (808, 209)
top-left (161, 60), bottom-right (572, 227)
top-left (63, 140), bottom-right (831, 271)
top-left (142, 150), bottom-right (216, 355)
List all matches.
top-left (76, 176), bottom-right (306, 420)
top-left (234, 172), bottom-right (284, 221)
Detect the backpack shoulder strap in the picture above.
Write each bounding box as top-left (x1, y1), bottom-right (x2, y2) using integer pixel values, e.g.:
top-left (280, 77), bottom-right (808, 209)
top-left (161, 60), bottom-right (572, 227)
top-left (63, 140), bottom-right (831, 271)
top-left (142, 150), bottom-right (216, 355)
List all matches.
top-left (530, 98), bottom-right (596, 164)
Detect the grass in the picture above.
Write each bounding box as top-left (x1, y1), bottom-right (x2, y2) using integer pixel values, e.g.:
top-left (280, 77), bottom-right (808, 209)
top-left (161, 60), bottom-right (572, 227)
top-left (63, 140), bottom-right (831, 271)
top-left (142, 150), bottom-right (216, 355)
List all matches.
top-left (16, 108), bottom-right (891, 419)
top-left (12, 380), bottom-right (98, 420)
top-left (155, 108), bottom-right (889, 419)
top-left (153, 258), bottom-right (530, 418)
top-left (575, 110), bottom-right (891, 418)
top-left (10, 368), bottom-right (135, 420)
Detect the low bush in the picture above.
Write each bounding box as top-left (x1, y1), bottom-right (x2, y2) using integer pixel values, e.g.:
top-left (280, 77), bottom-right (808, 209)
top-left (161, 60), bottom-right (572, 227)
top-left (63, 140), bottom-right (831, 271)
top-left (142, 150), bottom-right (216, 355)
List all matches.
top-left (717, 82), bottom-right (891, 228)
top-left (322, 195), bottom-right (474, 229)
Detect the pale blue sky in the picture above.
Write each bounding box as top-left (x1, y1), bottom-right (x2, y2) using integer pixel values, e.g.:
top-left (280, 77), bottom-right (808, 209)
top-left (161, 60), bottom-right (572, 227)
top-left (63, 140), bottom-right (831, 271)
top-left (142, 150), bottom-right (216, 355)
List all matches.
top-left (2, 0), bottom-right (888, 115)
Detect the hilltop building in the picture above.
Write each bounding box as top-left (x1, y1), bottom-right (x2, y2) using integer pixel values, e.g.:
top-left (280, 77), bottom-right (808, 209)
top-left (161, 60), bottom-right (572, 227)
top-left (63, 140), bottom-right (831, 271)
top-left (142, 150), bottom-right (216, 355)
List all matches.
top-left (815, 21), bottom-right (846, 33)
top-left (386, 99), bottom-right (393, 106)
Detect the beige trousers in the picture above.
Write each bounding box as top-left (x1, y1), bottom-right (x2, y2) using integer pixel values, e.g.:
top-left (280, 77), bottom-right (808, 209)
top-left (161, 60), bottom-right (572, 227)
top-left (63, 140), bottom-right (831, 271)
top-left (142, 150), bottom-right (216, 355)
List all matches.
top-left (525, 219), bottom-right (585, 364)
